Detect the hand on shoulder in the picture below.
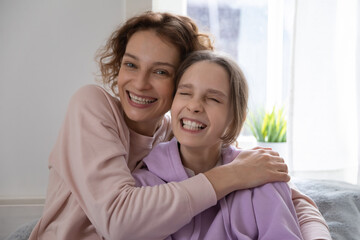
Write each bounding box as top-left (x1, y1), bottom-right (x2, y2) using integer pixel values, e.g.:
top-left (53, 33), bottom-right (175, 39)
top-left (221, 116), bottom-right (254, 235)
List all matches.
top-left (228, 146), bottom-right (290, 190)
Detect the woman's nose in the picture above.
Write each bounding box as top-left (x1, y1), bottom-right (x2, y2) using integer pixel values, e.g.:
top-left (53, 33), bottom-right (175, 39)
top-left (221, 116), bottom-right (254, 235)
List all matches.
top-left (133, 71), bottom-right (151, 90)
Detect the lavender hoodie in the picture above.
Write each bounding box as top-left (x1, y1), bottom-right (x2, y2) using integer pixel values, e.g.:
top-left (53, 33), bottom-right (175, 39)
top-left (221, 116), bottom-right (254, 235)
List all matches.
top-left (133, 138), bottom-right (304, 240)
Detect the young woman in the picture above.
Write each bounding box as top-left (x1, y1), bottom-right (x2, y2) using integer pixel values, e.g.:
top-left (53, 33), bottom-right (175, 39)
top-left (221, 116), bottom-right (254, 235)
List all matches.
top-left (133, 50), bottom-right (304, 239)
top-left (29, 11), bottom-right (330, 239)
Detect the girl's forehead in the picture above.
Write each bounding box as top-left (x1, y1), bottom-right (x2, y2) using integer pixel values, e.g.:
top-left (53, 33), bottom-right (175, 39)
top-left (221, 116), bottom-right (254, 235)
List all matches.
top-left (179, 61), bottom-right (230, 95)
top-left (181, 61), bottom-right (228, 82)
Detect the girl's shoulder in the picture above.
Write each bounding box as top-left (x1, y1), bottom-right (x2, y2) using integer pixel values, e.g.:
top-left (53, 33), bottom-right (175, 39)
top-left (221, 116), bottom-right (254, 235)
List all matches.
top-left (221, 145), bottom-right (241, 165)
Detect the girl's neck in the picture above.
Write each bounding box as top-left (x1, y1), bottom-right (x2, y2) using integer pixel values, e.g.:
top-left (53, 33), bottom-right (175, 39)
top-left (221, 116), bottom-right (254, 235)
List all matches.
top-left (179, 143), bottom-right (222, 175)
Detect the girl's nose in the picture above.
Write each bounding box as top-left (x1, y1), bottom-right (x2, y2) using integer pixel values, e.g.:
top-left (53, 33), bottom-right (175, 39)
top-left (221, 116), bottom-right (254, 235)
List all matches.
top-left (186, 99), bottom-right (203, 113)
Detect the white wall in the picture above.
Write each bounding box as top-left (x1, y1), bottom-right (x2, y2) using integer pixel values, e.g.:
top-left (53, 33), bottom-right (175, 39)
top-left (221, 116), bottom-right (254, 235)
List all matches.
top-left (0, 0), bottom-right (126, 198)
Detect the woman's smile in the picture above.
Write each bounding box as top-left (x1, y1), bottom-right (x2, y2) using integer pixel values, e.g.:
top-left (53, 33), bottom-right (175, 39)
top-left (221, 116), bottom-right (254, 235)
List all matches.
top-left (127, 91), bottom-right (157, 107)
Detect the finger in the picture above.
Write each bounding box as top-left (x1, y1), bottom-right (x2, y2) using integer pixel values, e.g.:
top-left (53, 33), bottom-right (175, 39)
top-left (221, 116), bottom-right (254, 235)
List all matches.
top-left (252, 146), bottom-right (272, 150)
top-left (252, 147), bottom-right (280, 157)
top-left (266, 150), bottom-right (280, 157)
top-left (269, 171), bottom-right (291, 182)
top-left (265, 155), bottom-right (285, 163)
top-left (274, 156), bottom-right (285, 163)
top-left (276, 172), bottom-right (291, 182)
top-left (269, 160), bottom-right (288, 172)
top-left (276, 163), bottom-right (288, 173)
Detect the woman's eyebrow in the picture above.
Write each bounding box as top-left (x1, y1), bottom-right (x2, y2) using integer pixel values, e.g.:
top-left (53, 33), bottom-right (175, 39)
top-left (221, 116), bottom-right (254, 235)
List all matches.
top-left (123, 53), bottom-right (176, 69)
top-left (123, 53), bottom-right (138, 60)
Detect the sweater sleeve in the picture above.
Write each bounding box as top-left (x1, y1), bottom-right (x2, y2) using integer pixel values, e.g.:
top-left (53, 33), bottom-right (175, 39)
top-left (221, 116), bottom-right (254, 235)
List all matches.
top-left (51, 85), bottom-right (217, 240)
top-left (290, 184), bottom-right (332, 240)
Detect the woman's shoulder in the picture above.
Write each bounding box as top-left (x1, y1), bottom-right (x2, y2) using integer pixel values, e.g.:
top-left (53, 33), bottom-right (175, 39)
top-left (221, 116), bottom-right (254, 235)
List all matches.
top-left (71, 84), bottom-right (117, 103)
top-left (69, 84), bottom-right (121, 112)
top-left (65, 84), bottom-right (127, 133)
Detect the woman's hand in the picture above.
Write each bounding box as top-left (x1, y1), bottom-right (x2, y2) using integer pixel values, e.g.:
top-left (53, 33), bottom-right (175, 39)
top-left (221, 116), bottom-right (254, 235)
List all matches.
top-left (230, 146), bottom-right (290, 188)
top-left (204, 147), bottom-right (290, 200)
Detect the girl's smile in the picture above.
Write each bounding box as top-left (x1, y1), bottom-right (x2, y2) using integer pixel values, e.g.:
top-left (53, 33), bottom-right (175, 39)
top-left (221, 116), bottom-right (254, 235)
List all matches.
top-left (180, 117), bottom-right (207, 132)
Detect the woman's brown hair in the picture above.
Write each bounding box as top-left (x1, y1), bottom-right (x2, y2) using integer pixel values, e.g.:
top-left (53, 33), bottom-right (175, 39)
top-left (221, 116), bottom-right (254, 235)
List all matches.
top-left (174, 50), bottom-right (249, 147)
top-left (96, 11), bottom-right (214, 95)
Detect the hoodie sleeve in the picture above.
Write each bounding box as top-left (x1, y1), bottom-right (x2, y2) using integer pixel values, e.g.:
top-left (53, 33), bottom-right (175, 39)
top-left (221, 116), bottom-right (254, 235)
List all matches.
top-left (253, 182), bottom-right (303, 239)
top-left (51, 85), bottom-right (217, 240)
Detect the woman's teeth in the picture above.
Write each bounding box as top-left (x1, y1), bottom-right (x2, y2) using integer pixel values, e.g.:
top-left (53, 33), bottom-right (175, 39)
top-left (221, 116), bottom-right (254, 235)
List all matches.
top-left (182, 119), bottom-right (206, 130)
top-left (129, 92), bottom-right (156, 104)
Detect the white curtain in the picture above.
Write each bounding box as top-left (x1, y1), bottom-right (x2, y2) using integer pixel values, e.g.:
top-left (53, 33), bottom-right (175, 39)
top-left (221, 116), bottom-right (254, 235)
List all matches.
top-left (289, 0), bottom-right (360, 185)
top-left (357, 0), bottom-right (360, 185)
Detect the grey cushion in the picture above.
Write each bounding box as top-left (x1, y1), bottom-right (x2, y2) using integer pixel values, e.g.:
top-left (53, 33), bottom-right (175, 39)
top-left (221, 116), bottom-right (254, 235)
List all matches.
top-left (293, 178), bottom-right (360, 240)
top-left (5, 219), bottom-right (38, 240)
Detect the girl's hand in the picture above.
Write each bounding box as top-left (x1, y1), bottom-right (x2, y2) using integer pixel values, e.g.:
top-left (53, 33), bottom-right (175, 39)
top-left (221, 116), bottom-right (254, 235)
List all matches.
top-left (204, 147), bottom-right (290, 200)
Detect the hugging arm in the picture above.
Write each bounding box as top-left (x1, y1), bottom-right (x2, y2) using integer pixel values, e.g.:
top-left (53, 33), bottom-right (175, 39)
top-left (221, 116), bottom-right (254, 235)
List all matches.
top-left (291, 187), bottom-right (332, 240)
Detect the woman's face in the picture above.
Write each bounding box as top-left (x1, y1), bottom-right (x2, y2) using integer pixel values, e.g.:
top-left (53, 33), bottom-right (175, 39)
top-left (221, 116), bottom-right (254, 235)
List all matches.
top-left (117, 30), bottom-right (180, 136)
top-left (171, 61), bottom-right (232, 149)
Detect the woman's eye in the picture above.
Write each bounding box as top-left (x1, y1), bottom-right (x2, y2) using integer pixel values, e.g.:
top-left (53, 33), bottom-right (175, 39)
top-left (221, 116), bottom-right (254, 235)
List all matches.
top-left (123, 62), bottom-right (136, 68)
top-left (154, 70), bottom-right (169, 75)
top-left (179, 92), bottom-right (190, 96)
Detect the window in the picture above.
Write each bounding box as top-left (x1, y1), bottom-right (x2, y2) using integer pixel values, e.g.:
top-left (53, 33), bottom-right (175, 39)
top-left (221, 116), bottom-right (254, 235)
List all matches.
top-left (187, 0), bottom-right (295, 131)
top-left (187, 0), bottom-right (360, 184)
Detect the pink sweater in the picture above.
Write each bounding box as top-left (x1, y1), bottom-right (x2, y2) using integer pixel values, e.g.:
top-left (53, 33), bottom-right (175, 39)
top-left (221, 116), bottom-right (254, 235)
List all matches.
top-left (29, 85), bottom-right (331, 240)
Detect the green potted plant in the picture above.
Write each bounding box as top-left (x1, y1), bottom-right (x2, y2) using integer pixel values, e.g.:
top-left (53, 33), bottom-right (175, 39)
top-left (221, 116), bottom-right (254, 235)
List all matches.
top-left (246, 106), bottom-right (288, 159)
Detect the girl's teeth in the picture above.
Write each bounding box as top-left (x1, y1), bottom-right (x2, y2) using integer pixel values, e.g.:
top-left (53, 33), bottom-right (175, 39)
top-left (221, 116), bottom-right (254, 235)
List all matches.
top-left (182, 119), bottom-right (206, 130)
top-left (129, 92), bottom-right (156, 104)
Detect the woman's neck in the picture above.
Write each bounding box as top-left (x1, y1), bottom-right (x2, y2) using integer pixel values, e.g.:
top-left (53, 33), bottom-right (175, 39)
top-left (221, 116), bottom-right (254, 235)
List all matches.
top-left (124, 115), bottom-right (162, 137)
top-left (179, 143), bottom-right (222, 175)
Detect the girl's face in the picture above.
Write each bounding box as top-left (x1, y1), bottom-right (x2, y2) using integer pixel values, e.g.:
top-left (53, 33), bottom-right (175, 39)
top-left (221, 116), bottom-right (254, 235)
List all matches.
top-left (171, 61), bottom-right (232, 149)
top-left (117, 30), bottom-right (180, 136)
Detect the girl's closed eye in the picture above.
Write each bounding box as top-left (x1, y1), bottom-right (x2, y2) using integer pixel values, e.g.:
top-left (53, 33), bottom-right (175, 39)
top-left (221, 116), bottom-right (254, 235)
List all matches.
top-left (209, 97), bottom-right (221, 103)
top-left (178, 91), bottom-right (191, 96)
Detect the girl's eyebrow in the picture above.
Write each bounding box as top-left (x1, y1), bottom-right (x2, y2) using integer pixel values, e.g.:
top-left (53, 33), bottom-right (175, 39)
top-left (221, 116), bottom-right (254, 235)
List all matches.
top-left (178, 83), bottom-right (227, 98)
top-left (177, 83), bottom-right (192, 89)
top-left (123, 53), bottom-right (176, 69)
top-left (207, 89), bottom-right (227, 98)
